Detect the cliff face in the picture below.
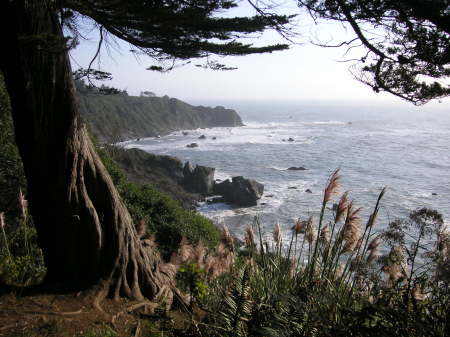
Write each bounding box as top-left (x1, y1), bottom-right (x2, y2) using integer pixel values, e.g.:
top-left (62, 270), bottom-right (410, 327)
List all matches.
top-left (77, 87), bottom-right (243, 143)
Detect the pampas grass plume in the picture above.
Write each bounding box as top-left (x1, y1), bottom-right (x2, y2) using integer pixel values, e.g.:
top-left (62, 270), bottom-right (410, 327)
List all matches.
top-left (136, 218), bottom-right (146, 237)
top-left (0, 212), bottom-right (5, 229)
top-left (294, 218), bottom-right (305, 234)
top-left (244, 224), bottom-right (255, 249)
top-left (273, 223), bottom-right (281, 244)
top-left (324, 169), bottom-right (341, 203)
top-left (18, 188), bottom-right (28, 220)
top-left (335, 191), bottom-right (349, 223)
top-left (305, 216), bottom-right (316, 243)
top-left (319, 225), bottom-right (330, 243)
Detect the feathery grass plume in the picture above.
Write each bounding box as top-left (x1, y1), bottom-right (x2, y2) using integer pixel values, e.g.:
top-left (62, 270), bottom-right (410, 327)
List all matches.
top-left (289, 258), bottom-right (297, 279)
top-left (335, 263), bottom-right (345, 278)
top-left (18, 188), bottom-right (28, 220)
top-left (136, 218), bottom-right (146, 237)
top-left (319, 225), bottom-right (330, 244)
top-left (355, 236), bottom-right (364, 251)
top-left (411, 284), bottom-right (426, 301)
top-left (305, 216), bottom-right (316, 244)
top-left (383, 246), bottom-right (407, 285)
top-left (193, 240), bottom-right (206, 267)
top-left (366, 187), bottom-right (386, 229)
top-left (341, 202), bottom-right (362, 253)
top-left (273, 222), bottom-right (282, 244)
top-left (204, 226), bottom-right (236, 279)
top-left (244, 224), bottom-right (255, 249)
top-left (323, 168), bottom-right (341, 204)
top-left (220, 225), bottom-right (234, 252)
top-left (349, 255), bottom-right (363, 272)
top-left (204, 256), bottom-right (219, 278)
top-left (335, 191), bottom-right (349, 223)
top-left (367, 237), bottom-right (381, 264)
top-left (294, 218), bottom-right (305, 234)
top-left (170, 237), bottom-right (195, 266)
top-left (0, 212), bottom-right (4, 229)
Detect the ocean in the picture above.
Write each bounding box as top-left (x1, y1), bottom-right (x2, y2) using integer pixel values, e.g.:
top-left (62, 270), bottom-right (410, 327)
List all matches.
top-left (123, 100), bottom-right (450, 241)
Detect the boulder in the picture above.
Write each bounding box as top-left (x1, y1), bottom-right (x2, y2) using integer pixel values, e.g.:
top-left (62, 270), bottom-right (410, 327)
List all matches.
top-left (305, 189), bottom-right (312, 193)
top-left (186, 143), bottom-right (199, 148)
top-left (288, 137), bottom-right (294, 142)
top-left (287, 166), bottom-right (307, 171)
top-left (182, 131), bottom-right (189, 136)
top-left (183, 162), bottom-right (215, 194)
top-left (214, 176), bottom-right (264, 207)
top-left (198, 134), bottom-right (206, 139)
top-left (288, 186), bottom-right (297, 189)
top-left (207, 196), bottom-right (226, 204)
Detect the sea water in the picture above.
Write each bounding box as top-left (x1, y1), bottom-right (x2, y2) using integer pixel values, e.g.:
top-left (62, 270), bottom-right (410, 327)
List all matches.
top-left (124, 100), bottom-right (450, 241)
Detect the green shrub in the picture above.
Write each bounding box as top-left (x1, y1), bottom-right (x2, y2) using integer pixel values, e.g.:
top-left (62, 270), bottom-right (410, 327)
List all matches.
top-left (98, 147), bottom-right (219, 259)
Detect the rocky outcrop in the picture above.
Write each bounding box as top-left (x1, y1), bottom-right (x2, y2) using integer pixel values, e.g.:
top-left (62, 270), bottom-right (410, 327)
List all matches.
top-left (183, 162), bottom-right (215, 195)
top-left (214, 176), bottom-right (264, 207)
top-left (107, 146), bottom-right (264, 208)
top-left (77, 80), bottom-right (244, 143)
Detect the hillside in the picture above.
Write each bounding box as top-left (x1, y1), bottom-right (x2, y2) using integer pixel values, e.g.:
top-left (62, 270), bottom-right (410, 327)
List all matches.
top-left (76, 81), bottom-right (243, 143)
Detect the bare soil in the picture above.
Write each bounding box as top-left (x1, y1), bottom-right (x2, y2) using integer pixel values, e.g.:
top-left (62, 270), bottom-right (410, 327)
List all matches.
top-left (0, 290), bottom-right (186, 337)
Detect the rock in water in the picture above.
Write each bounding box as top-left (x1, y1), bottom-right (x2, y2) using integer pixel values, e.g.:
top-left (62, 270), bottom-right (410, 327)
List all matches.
top-left (198, 134), bottom-right (206, 139)
top-left (214, 176), bottom-right (264, 207)
top-left (186, 143), bottom-right (199, 148)
top-left (183, 162), bottom-right (215, 194)
top-left (287, 166), bottom-right (307, 171)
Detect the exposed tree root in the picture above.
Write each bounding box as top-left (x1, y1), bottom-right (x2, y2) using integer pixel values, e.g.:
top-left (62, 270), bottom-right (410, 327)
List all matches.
top-left (111, 301), bottom-right (158, 324)
top-left (23, 309), bottom-right (83, 316)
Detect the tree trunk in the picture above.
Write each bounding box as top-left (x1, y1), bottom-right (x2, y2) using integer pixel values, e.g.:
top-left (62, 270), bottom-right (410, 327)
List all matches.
top-left (0, 0), bottom-right (173, 303)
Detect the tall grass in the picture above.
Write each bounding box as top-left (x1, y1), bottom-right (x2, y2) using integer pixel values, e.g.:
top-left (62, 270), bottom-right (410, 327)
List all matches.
top-left (174, 170), bottom-right (450, 337)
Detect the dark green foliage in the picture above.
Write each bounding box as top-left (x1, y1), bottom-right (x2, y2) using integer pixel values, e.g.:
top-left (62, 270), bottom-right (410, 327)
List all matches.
top-left (0, 73), bottom-right (26, 213)
top-left (177, 263), bottom-right (209, 303)
top-left (98, 147), bottom-right (219, 259)
top-left (66, 0), bottom-right (291, 70)
top-left (0, 73), bottom-right (46, 286)
top-left (298, 0), bottom-right (450, 104)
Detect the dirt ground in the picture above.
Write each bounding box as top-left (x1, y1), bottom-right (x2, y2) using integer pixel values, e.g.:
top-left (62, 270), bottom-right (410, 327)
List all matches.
top-left (0, 290), bottom-right (185, 337)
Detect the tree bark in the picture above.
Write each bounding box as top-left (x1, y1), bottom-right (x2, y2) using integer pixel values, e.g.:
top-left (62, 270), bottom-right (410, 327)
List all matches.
top-left (0, 0), bottom-right (172, 302)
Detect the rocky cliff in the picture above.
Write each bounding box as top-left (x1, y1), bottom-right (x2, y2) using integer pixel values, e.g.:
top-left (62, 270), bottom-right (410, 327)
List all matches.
top-left (76, 82), bottom-right (243, 143)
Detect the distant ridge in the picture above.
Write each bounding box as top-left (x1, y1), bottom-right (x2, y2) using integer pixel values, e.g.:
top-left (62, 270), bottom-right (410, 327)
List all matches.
top-left (76, 81), bottom-right (243, 143)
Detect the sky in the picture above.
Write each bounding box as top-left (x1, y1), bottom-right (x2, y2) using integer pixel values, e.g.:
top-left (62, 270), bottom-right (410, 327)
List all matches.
top-left (69, 2), bottom-right (449, 110)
